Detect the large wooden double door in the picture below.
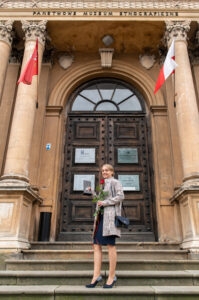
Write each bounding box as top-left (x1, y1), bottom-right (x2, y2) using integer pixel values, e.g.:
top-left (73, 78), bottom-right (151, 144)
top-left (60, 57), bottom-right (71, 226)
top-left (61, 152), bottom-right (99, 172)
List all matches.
top-left (59, 113), bottom-right (156, 241)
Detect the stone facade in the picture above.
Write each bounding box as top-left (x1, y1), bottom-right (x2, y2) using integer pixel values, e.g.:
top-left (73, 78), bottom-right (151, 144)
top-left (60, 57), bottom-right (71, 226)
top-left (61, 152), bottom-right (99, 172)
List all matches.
top-left (0, 1), bottom-right (199, 251)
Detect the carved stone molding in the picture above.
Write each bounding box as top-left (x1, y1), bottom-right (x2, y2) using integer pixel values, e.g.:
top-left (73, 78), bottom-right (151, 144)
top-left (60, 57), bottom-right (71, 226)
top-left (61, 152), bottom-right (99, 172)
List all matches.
top-left (139, 54), bottom-right (156, 70)
top-left (0, 20), bottom-right (13, 46)
top-left (22, 20), bottom-right (47, 46)
top-left (99, 48), bottom-right (114, 68)
top-left (1, 1), bottom-right (199, 10)
top-left (164, 20), bottom-right (191, 46)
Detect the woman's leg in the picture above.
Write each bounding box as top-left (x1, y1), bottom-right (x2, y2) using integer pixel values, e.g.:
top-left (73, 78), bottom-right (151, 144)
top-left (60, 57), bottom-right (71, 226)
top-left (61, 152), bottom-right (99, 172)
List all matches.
top-left (91, 244), bottom-right (102, 283)
top-left (106, 244), bottom-right (117, 284)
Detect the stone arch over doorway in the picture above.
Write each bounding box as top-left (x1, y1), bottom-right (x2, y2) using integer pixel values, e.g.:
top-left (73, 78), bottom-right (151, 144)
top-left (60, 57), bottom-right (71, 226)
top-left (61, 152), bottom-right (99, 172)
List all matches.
top-left (48, 60), bottom-right (165, 108)
top-left (47, 60), bottom-right (177, 242)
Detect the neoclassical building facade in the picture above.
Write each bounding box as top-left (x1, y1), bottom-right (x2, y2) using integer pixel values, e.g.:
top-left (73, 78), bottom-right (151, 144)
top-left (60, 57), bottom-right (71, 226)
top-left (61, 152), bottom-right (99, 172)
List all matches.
top-left (0, 0), bottom-right (199, 252)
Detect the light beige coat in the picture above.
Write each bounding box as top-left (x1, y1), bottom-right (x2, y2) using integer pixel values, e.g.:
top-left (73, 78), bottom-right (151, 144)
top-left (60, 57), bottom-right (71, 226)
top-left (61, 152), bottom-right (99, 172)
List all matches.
top-left (93, 177), bottom-right (124, 238)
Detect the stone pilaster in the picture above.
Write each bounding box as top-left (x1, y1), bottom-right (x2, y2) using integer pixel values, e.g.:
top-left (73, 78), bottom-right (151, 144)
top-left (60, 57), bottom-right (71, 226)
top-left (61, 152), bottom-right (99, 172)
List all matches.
top-left (0, 20), bottom-right (13, 102)
top-left (0, 21), bottom-right (46, 249)
top-left (166, 21), bottom-right (199, 251)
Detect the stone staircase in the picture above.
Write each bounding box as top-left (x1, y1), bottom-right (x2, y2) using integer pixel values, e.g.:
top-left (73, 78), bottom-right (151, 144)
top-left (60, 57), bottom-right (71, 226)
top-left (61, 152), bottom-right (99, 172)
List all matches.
top-left (1, 242), bottom-right (199, 299)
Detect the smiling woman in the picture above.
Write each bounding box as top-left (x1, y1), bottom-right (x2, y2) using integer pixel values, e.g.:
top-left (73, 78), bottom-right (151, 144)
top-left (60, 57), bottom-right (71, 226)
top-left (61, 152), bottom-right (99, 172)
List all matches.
top-left (86, 164), bottom-right (124, 288)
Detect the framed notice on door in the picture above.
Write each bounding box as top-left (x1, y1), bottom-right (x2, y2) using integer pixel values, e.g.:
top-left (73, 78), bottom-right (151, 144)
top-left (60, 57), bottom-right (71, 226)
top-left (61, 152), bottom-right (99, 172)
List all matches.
top-left (73, 174), bottom-right (95, 191)
top-left (117, 148), bottom-right (138, 164)
top-left (118, 174), bottom-right (140, 191)
top-left (75, 148), bottom-right (96, 163)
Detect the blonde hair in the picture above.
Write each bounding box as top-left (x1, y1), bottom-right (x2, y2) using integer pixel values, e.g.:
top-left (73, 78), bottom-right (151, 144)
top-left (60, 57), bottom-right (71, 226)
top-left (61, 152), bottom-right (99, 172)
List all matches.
top-left (101, 164), bottom-right (114, 176)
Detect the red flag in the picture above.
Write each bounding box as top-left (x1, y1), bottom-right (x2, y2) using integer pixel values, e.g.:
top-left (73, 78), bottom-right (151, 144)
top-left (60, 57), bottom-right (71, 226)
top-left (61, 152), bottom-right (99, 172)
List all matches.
top-left (17, 39), bottom-right (38, 85)
top-left (154, 40), bottom-right (178, 94)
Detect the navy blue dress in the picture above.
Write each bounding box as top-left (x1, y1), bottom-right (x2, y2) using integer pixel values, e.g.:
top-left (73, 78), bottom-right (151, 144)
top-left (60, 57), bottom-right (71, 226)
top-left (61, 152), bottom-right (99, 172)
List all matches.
top-left (93, 212), bottom-right (116, 245)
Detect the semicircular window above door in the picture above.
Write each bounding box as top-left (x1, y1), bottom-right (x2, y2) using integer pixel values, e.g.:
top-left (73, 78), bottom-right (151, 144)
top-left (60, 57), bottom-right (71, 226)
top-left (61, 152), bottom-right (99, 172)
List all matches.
top-left (71, 80), bottom-right (144, 112)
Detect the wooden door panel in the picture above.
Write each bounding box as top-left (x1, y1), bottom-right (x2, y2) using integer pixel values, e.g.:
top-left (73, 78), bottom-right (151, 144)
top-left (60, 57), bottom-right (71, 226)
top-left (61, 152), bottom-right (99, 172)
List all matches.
top-left (124, 202), bottom-right (147, 224)
top-left (74, 122), bottom-right (99, 139)
top-left (71, 201), bottom-right (94, 221)
top-left (60, 114), bottom-right (155, 240)
top-left (110, 116), bottom-right (153, 234)
top-left (61, 116), bottom-right (103, 235)
top-left (115, 123), bottom-right (138, 139)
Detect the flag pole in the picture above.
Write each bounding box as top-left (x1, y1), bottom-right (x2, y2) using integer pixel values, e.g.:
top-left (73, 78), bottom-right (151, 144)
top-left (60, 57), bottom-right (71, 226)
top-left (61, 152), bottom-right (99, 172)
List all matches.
top-left (173, 39), bottom-right (176, 108)
top-left (172, 72), bottom-right (176, 107)
top-left (36, 38), bottom-right (39, 109)
top-left (36, 62), bottom-right (39, 109)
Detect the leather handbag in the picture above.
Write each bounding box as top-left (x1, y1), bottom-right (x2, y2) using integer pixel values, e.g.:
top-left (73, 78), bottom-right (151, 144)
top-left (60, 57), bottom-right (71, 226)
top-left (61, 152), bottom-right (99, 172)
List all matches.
top-left (110, 182), bottom-right (130, 229)
top-left (115, 214), bottom-right (130, 228)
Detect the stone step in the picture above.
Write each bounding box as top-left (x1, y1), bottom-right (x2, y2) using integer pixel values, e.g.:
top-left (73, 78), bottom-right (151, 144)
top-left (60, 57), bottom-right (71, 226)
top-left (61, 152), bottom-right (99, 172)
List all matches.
top-left (21, 249), bottom-right (188, 260)
top-left (1, 285), bottom-right (199, 299)
top-left (58, 231), bottom-right (156, 242)
top-left (6, 259), bottom-right (199, 271)
top-left (30, 241), bottom-right (181, 250)
top-left (1, 270), bottom-right (199, 286)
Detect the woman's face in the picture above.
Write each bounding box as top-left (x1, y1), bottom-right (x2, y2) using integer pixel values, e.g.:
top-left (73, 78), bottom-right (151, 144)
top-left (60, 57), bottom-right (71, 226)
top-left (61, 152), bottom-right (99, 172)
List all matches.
top-left (102, 166), bottom-right (113, 179)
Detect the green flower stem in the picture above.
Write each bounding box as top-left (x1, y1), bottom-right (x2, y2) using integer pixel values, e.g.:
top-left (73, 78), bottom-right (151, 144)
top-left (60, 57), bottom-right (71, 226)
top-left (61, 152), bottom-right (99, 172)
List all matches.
top-left (92, 184), bottom-right (108, 216)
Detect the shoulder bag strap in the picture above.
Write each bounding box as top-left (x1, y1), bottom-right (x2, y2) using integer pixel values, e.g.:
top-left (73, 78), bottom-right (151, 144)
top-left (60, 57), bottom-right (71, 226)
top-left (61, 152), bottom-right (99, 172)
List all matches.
top-left (110, 181), bottom-right (127, 217)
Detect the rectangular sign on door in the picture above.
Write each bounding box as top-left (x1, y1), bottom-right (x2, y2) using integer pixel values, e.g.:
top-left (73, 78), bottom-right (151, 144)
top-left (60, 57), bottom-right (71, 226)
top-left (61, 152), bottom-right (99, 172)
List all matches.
top-left (118, 174), bottom-right (140, 191)
top-left (75, 148), bottom-right (96, 163)
top-left (118, 148), bottom-right (138, 164)
top-left (73, 174), bottom-right (95, 191)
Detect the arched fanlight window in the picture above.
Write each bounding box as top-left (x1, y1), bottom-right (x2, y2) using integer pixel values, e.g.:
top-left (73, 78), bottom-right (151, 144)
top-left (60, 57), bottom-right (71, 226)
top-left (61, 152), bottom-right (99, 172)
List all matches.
top-left (71, 79), bottom-right (144, 112)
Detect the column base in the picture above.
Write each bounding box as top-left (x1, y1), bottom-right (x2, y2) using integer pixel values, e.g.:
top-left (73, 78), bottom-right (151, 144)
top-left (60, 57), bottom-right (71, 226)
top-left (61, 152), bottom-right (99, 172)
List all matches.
top-left (182, 174), bottom-right (199, 186)
top-left (0, 238), bottom-right (30, 250)
top-left (0, 183), bottom-right (42, 250)
top-left (171, 184), bottom-right (199, 252)
top-left (0, 174), bottom-right (29, 184)
top-left (181, 237), bottom-right (199, 250)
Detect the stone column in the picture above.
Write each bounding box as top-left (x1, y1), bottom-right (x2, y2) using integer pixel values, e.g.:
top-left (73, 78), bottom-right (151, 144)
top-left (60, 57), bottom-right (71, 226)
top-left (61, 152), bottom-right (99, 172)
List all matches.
top-left (1, 21), bottom-right (47, 183)
top-left (0, 21), bottom-right (46, 249)
top-left (165, 20), bottom-right (199, 184)
top-left (0, 20), bottom-right (13, 102)
top-left (166, 21), bottom-right (199, 251)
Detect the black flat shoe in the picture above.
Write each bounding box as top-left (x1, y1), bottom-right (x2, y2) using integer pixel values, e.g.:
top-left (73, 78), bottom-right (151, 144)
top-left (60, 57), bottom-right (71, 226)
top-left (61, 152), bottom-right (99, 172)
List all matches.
top-left (85, 275), bottom-right (102, 288)
top-left (103, 276), bottom-right (117, 288)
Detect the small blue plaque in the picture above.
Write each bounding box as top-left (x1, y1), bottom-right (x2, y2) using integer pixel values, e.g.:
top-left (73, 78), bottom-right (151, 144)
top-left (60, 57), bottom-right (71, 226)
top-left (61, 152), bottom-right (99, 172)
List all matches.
top-left (46, 143), bottom-right (51, 150)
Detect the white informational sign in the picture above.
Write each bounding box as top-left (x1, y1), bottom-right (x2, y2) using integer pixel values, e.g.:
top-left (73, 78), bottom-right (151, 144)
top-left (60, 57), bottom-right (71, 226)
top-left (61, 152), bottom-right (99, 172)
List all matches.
top-left (118, 174), bottom-right (140, 191)
top-left (73, 174), bottom-right (95, 191)
top-left (75, 148), bottom-right (96, 163)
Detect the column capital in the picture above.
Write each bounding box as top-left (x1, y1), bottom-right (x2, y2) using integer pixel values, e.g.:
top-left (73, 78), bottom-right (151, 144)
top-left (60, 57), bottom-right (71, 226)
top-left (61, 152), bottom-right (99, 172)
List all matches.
top-left (22, 20), bottom-right (47, 46)
top-left (0, 20), bottom-right (13, 46)
top-left (164, 20), bottom-right (191, 47)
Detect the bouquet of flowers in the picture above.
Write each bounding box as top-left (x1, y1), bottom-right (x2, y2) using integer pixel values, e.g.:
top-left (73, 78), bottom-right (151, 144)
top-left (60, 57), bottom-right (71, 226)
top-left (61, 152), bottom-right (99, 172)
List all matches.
top-left (92, 179), bottom-right (109, 216)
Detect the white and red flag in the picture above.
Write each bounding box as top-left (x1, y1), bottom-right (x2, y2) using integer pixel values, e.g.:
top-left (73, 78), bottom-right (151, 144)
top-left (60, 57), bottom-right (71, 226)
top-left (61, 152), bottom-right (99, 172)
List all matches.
top-left (154, 40), bottom-right (178, 94)
top-left (17, 39), bottom-right (38, 85)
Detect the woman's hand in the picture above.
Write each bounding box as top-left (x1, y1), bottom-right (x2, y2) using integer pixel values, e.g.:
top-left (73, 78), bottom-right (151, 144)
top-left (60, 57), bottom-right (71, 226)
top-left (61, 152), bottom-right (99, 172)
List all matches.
top-left (98, 201), bottom-right (103, 207)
